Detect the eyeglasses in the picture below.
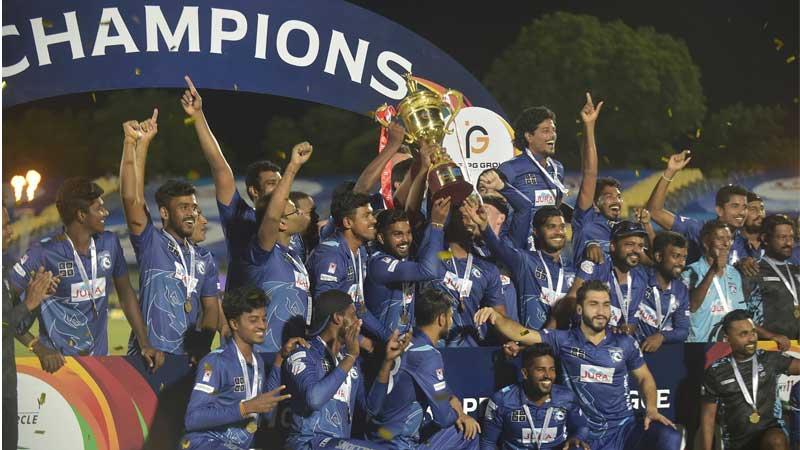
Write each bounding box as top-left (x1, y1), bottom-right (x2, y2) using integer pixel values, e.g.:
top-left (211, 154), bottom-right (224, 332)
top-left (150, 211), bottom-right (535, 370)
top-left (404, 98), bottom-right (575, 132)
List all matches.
top-left (283, 209), bottom-right (301, 219)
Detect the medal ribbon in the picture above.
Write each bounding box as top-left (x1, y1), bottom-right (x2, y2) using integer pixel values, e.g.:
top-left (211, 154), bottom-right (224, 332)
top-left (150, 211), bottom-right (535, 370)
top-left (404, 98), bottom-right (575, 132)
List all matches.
top-left (730, 356), bottom-right (759, 415)
top-left (525, 149), bottom-right (568, 195)
top-left (162, 231), bottom-right (196, 302)
top-left (537, 252), bottom-right (564, 296)
top-left (449, 253), bottom-right (474, 299)
top-left (651, 283), bottom-right (674, 330)
top-left (65, 235), bottom-right (98, 313)
top-left (612, 271), bottom-right (633, 324)
top-left (763, 257), bottom-right (798, 309)
top-left (234, 342), bottom-right (260, 422)
top-left (522, 404), bottom-right (553, 447)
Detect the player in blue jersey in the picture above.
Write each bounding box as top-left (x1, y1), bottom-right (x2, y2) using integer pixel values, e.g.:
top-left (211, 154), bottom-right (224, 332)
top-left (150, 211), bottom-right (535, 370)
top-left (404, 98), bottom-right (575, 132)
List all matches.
top-left (497, 107), bottom-right (567, 217)
top-left (463, 199), bottom-right (573, 330)
top-left (558, 221), bottom-right (649, 334)
top-left (427, 205), bottom-right (505, 347)
top-left (181, 76), bottom-right (283, 293)
top-left (475, 280), bottom-right (681, 450)
top-left (365, 200), bottom-right (448, 335)
top-left (481, 343), bottom-right (590, 450)
top-left (307, 189), bottom-right (389, 344)
top-left (242, 141), bottom-right (313, 352)
top-left (289, 191), bottom-right (320, 261)
top-left (182, 286), bottom-right (293, 449)
top-left (9, 177), bottom-right (160, 371)
top-left (632, 232), bottom-right (690, 351)
top-left (369, 289), bottom-right (480, 450)
top-left (120, 113), bottom-right (220, 357)
top-left (283, 290), bottom-right (408, 449)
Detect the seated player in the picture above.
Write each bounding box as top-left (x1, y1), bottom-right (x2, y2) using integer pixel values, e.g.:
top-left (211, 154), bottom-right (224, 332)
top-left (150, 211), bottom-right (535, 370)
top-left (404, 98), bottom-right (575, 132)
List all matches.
top-left (369, 289), bottom-right (480, 450)
top-left (283, 290), bottom-right (406, 449)
top-left (481, 343), bottom-right (590, 449)
top-left (475, 280), bottom-right (682, 450)
top-left (700, 309), bottom-right (800, 450)
top-left (182, 287), bottom-right (292, 449)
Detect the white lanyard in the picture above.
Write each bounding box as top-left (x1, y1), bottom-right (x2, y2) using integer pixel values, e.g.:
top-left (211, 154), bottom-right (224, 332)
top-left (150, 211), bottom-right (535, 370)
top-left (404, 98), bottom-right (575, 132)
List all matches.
top-left (163, 230), bottom-right (196, 300)
top-left (764, 257), bottom-right (798, 307)
top-left (651, 283), bottom-right (674, 330)
top-left (285, 246), bottom-right (312, 325)
top-left (349, 248), bottom-right (364, 303)
top-left (730, 356), bottom-right (759, 414)
top-left (525, 149), bottom-right (568, 195)
top-left (522, 404), bottom-right (553, 447)
top-left (711, 276), bottom-right (731, 314)
top-left (65, 234), bottom-right (98, 310)
top-left (234, 342), bottom-right (260, 420)
top-left (612, 270), bottom-right (633, 323)
top-left (450, 253), bottom-right (474, 299)
top-left (537, 252), bottom-right (564, 294)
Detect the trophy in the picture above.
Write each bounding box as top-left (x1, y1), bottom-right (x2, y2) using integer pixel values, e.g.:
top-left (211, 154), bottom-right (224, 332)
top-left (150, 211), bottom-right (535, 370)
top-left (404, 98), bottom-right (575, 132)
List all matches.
top-left (375, 73), bottom-right (474, 204)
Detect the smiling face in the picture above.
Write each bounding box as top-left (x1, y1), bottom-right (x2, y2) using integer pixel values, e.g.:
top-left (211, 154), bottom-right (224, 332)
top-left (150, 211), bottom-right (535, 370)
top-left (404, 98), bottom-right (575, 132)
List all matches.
top-left (521, 354), bottom-right (557, 397)
top-left (525, 118), bottom-right (557, 157)
top-left (716, 194), bottom-right (747, 230)
top-left (345, 205), bottom-right (377, 242)
top-left (230, 307), bottom-right (267, 345)
top-left (577, 289), bottom-right (611, 333)
top-left (83, 198), bottom-right (109, 234)
top-left (655, 243), bottom-right (688, 280)
top-left (703, 226), bottom-right (733, 262)
top-left (611, 235), bottom-right (645, 269)
top-left (744, 200), bottom-right (766, 234)
top-left (191, 209), bottom-right (208, 243)
top-left (534, 215), bottom-right (567, 253)
top-left (379, 220), bottom-right (413, 259)
top-left (162, 194), bottom-right (198, 239)
top-left (725, 318), bottom-right (758, 360)
top-left (596, 185), bottom-right (623, 220)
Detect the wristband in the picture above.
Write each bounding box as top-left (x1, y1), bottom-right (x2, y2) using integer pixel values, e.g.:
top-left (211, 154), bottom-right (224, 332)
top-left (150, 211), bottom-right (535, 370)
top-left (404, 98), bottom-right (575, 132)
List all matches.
top-left (661, 173), bottom-right (674, 182)
top-left (27, 338), bottom-right (39, 353)
top-left (431, 222), bottom-right (444, 229)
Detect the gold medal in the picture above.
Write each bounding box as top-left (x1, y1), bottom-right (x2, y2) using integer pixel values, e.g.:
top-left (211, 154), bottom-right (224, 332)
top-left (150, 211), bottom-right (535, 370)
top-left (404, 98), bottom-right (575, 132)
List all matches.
top-left (399, 312), bottom-right (409, 325)
top-left (794, 306), bottom-right (800, 319)
top-left (184, 299), bottom-right (192, 313)
top-left (246, 420), bottom-right (258, 433)
top-left (358, 302), bottom-right (366, 314)
top-left (749, 411), bottom-right (760, 424)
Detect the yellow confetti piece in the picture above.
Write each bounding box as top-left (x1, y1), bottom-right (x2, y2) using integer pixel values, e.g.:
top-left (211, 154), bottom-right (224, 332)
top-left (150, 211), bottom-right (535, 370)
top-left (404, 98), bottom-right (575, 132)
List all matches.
top-left (774, 38), bottom-right (784, 51)
top-left (661, 156), bottom-right (670, 163)
top-left (613, 106), bottom-right (619, 112)
top-left (794, 97), bottom-right (799, 104)
top-left (786, 55), bottom-right (796, 64)
top-left (276, 150), bottom-right (287, 160)
top-left (437, 250), bottom-right (453, 260)
top-left (635, 169), bottom-right (640, 177)
top-left (37, 393), bottom-right (46, 407)
top-left (726, 121), bottom-right (733, 127)
top-left (520, 329), bottom-right (530, 336)
top-left (667, 107), bottom-right (673, 118)
top-left (42, 19), bottom-right (53, 28)
top-left (113, 345), bottom-right (123, 351)
top-left (183, 116), bottom-right (196, 126)
top-left (718, 144), bottom-right (727, 149)
top-left (134, 67), bottom-right (141, 76)
top-left (695, 128), bottom-right (701, 139)
top-left (2, 80), bottom-right (6, 90)
top-left (377, 427), bottom-right (395, 440)
top-left (91, 92), bottom-right (96, 103)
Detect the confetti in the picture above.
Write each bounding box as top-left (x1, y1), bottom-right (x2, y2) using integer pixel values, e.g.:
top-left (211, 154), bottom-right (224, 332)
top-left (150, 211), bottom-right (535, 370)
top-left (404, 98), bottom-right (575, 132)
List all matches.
top-left (234, 83), bottom-right (239, 91)
top-left (575, 119), bottom-right (581, 124)
top-left (184, 117), bottom-right (196, 126)
top-left (786, 55), bottom-right (796, 64)
top-left (602, 155), bottom-right (610, 164)
top-left (170, 45), bottom-right (178, 52)
top-left (613, 105), bottom-right (619, 112)
top-left (42, 19), bottom-right (53, 28)
top-left (718, 144), bottom-right (727, 149)
top-left (661, 156), bottom-right (670, 163)
top-left (100, 20), bottom-right (111, 26)
top-left (667, 107), bottom-right (673, 118)
top-left (635, 169), bottom-right (640, 177)
top-left (132, 15), bottom-right (141, 24)
top-left (774, 38), bottom-right (784, 51)
top-left (794, 97), bottom-right (799, 104)
top-left (576, 131), bottom-right (583, 137)
top-left (695, 128), bottom-right (701, 139)
top-left (276, 150), bottom-right (287, 160)
top-left (91, 92), bottom-right (96, 103)
top-left (135, 67), bottom-right (141, 76)
top-left (34, 430), bottom-right (46, 435)
top-left (726, 121), bottom-right (733, 127)
top-left (520, 329), bottom-right (530, 336)
top-left (2, 80), bottom-right (6, 90)
top-left (377, 427), bottom-right (395, 440)
top-left (37, 393), bottom-right (46, 407)
top-left (763, 21), bottom-right (768, 30)
top-left (113, 345), bottom-right (123, 351)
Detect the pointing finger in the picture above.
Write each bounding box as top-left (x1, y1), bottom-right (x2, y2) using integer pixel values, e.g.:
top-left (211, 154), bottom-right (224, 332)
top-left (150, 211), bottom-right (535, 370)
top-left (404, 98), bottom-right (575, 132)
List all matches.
top-left (151, 108), bottom-right (159, 122)
top-left (184, 75), bottom-right (197, 94)
top-left (585, 92), bottom-right (593, 106)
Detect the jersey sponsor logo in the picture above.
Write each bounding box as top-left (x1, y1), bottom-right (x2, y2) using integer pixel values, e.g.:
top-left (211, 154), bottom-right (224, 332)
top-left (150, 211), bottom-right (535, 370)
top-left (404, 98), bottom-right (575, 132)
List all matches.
top-left (328, 263), bottom-right (337, 274)
top-left (436, 368), bottom-right (444, 380)
top-left (535, 267), bottom-right (546, 281)
top-left (579, 364), bottom-right (615, 384)
top-left (510, 409), bottom-right (526, 422)
top-left (13, 263), bottom-right (25, 277)
top-left (294, 271), bottom-right (310, 291)
top-left (70, 278), bottom-right (107, 302)
top-left (580, 260), bottom-right (595, 275)
top-left (523, 173), bottom-right (537, 185)
top-left (636, 303), bottom-right (659, 328)
top-left (728, 283), bottom-right (738, 294)
top-left (522, 427), bottom-right (558, 445)
top-left (568, 347), bottom-right (587, 359)
top-left (608, 347), bottom-right (624, 363)
top-left (233, 376), bottom-right (246, 393)
top-left (291, 361), bottom-right (306, 375)
top-left (387, 260), bottom-right (399, 272)
top-left (381, 256), bottom-right (392, 264)
top-left (193, 383), bottom-right (214, 394)
top-left (433, 381), bottom-right (447, 391)
top-left (320, 274), bottom-right (338, 282)
top-left (173, 262), bottom-right (199, 294)
top-left (534, 190), bottom-right (556, 206)
top-left (58, 261), bottom-right (75, 277)
top-left (710, 300), bottom-right (728, 315)
top-left (333, 376), bottom-right (353, 403)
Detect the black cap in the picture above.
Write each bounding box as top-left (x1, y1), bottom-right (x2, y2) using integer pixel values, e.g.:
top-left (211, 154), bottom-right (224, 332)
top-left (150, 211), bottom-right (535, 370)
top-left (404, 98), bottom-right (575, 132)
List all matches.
top-left (308, 290), bottom-right (353, 336)
top-left (611, 220), bottom-right (648, 241)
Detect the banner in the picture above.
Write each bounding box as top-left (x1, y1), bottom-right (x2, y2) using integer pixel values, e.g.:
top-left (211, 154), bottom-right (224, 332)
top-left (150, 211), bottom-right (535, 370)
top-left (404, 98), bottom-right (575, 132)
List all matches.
top-left (441, 107), bottom-right (515, 184)
top-left (2, 0), bottom-right (503, 117)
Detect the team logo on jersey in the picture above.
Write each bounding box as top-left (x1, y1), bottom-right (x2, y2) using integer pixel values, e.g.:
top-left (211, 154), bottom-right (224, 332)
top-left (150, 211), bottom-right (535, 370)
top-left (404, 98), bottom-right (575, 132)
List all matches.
top-left (98, 251), bottom-right (112, 270)
top-left (328, 263), bottom-right (337, 274)
top-left (471, 268), bottom-right (482, 278)
top-left (608, 347), bottom-right (624, 363)
top-left (195, 261), bottom-right (206, 275)
top-left (553, 408), bottom-right (566, 421)
top-left (579, 364), bottom-right (615, 384)
top-left (511, 409), bottom-right (527, 422)
top-left (436, 368), bottom-right (444, 380)
top-left (523, 173), bottom-right (537, 185)
top-left (535, 267), bottom-right (546, 281)
top-left (233, 376), bottom-right (245, 393)
top-left (580, 260), bottom-right (595, 275)
top-left (728, 283), bottom-right (738, 294)
top-left (58, 261), bottom-right (75, 277)
top-left (568, 347), bottom-right (587, 359)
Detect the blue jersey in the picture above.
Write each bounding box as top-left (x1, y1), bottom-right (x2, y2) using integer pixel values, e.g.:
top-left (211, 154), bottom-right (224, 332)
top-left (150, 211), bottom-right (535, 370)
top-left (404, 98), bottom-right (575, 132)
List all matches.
top-left (217, 189), bottom-right (257, 292)
top-left (539, 328), bottom-right (646, 440)
top-left (671, 215), bottom-right (748, 265)
top-left (283, 336), bottom-right (386, 449)
top-left (289, 233), bottom-right (307, 262)
top-left (497, 183), bottom-right (536, 251)
top-left (576, 260), bottom-right (647, 329)
top-left (730, 232), bottom-right (763, 264)
top-left (682, 258), bottom-right (746, 342)
top-left (369, 330), bottom-right (458, 449)
top-left (497, 151), bottom-right (566, 216)
top-left (481, 384), bottom-right (588, 450)
top-left (243, 239), bottom-right (311, 353)
top-left (182, 339), bottom-right (281, 450)
top-left (633, 267), bottom-right (690, 344)
top-left (307, 231), bottom-right (390, 341)
top-left (129, 219), bottom-right (220, 354)
top-left (570, 205), bottom-right (618, 269)
top-left (426, 251), bottom-right (504, 347)
top-left (483, 227), bottom-right (573, 329)
top-left (791, 245), bottom-right (800, 265)
top-left (365, 224), bottom-right (444, 334)
top-left (8, 231), bottom-right (127, 355)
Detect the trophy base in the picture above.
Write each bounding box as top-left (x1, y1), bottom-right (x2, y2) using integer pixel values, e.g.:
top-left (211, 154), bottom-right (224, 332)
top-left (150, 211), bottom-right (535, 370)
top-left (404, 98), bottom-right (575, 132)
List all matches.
top-left (428, 162), bottom-right (474, 205)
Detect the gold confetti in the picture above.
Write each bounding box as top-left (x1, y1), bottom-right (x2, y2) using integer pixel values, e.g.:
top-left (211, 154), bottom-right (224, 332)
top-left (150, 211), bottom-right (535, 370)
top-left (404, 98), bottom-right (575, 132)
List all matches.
top-left (667, 107), bottom-right (673, 118)
top-left (520, 329), bottom-right (530, 336)
top-left (726, 121), bottom-right (733, 127)
top-left (695, 128), bottom-right (701, 139)
top-left (42, 19), bottom-right (53, 28)
top-left (2, 80), bottom-right (6, 90)
top-left (183, 117), bottom-right (196, 126)
top-left (613, 106), bottom-right (619, 112)
top-left (234, 83), bottom-right (239, 91)
top-left (276, 150), bottom-right (287, 160)
top-left (575, 119), bottom-right (581, 124)
top-left (786, 55), bottom-right (796, 64)
top-left (602, 155), bottom-right (610, 164)
top-left (718, 144), bottom-right (727, 149)
top-left (135, 67), bottom-right (141, 76)
top-left (635, 169), bottom-right (640, 177)
top-left (377, 427), bottom-right (395, 440)
top-left (661, 156), bottom-right (670, 163)
top-left (91, 92), bottom-right (96, 103)
top-left (113, 345), bottom-right (123, 351)
top-left (794, 97), bottom-right (799, 104)
top-left (774, 38), bottom-right (784, 51)
top-left (576, 131), bottom-right (583, 137)
top-left (437, 250), bottom-right (453, 260)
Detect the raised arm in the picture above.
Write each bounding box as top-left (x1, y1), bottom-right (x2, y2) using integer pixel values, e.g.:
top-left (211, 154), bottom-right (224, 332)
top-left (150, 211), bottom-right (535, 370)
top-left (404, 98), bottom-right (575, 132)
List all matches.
top-left (689, 253), bottom-right (722, 313)
top-left (404, 142), bottom-right (434, 224)
top-left (473, 307), bottom-right (542, 346)
top-left (257, 142), bottom-right (313, 252)
top-left (646, 150), bottom-right (692, 231)
top-left (181, 75), bottom-right (237, 205)
top-left (575, 92), bottom-right (603, 211)
top-left (119, 118), bottom-right (149, 235)
top-left (354, 123), bottom-right (405, 194)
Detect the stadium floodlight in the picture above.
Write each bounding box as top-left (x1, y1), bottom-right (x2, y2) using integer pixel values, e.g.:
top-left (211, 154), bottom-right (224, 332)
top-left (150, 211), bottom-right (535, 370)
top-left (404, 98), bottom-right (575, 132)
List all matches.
top-left (25, 170), bottom-right (41, 201)
top-left (10, 175), bottom-right (25, 202)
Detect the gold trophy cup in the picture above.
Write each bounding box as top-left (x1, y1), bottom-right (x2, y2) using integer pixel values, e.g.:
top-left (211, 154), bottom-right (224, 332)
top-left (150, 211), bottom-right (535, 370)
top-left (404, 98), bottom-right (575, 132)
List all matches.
top-left (375, 74), bottom-right (474, 204)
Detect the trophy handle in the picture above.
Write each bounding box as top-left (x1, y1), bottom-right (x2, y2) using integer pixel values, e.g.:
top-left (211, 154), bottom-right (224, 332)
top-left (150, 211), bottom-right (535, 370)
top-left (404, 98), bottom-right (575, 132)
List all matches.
top-left (374, 103), bottom-right (395, 128)
top-left (441, 89), bottom-right (464, 135)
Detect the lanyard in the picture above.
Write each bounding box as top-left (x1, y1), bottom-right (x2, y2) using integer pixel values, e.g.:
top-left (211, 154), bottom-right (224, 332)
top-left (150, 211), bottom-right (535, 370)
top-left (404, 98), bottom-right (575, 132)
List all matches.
top-left (234, 342), bottom-right (260, 420)
top-left (763, 257), bottom-right (798, 307)
top-left (65, 234), bottom-right (98, 313)
top-left (450, 253), bottom-right (474, 299)
top-left (163, 230), bottom-right (196, 300)
top-left (522, 404), bottom-right (553, 447)
top-left (651, 283), bottom-right (674, 330)
top-left (711, 276), bottom-right (731, 314)
top-left (612, 270), bottom-right (633, 324)
top-left (525, 149), bottom-right (568, 195)
top-left (730, 356), bottom-right (759, 414)
top-left (285, 246), bottom-right (312, 325)
top-left (349, 248), bottom-right (364, 304)
top-left (537, 252), bottom-right (564, 294)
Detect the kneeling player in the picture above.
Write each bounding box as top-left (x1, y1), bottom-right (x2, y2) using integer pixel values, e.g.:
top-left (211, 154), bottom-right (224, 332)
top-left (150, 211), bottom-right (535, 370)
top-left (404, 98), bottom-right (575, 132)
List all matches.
top-left (481, 343), bottom-right (589, 449)
top-left (182, 287), bottom-right (292, 449)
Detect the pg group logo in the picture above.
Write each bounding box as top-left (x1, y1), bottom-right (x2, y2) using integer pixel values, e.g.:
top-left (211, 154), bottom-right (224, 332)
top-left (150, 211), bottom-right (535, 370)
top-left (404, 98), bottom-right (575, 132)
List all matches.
top-left (442, 107), bottom-right (515, 186)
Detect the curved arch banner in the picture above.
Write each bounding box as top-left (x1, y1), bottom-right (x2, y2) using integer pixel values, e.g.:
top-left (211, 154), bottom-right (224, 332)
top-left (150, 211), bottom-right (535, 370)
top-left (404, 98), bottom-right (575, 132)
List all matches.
top-left (2, 0), bottom-right (503, 117)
